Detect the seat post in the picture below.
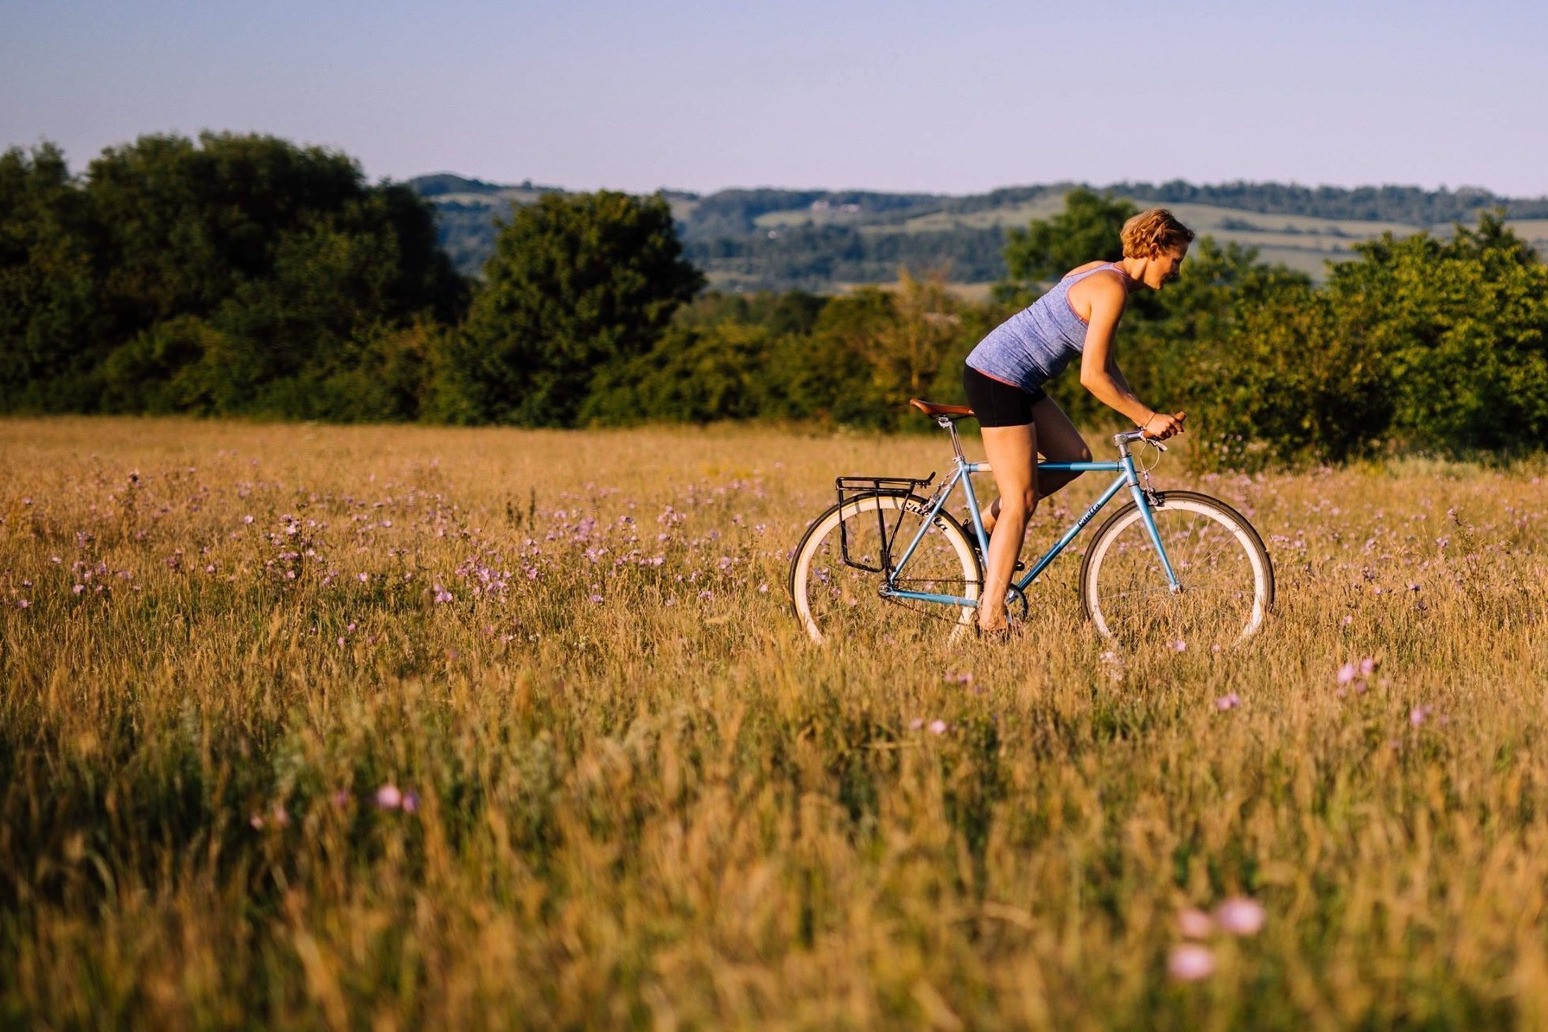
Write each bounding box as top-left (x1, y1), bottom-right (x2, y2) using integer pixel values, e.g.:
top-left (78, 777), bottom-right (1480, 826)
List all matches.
top-left (940, 415), bottom-right (966, 462)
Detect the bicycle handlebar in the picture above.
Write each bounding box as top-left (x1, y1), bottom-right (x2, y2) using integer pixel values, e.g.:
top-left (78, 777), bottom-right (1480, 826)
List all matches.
top-left (1114, 428), bottom-right (1167, 452)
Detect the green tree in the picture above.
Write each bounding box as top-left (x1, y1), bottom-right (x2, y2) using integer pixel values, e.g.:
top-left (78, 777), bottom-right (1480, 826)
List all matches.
top-left (582, 322), bottom-right (776, 425)
top-left (85, 133), bottom-right (464, 416)
top-left (799, 288), bottom-right (898, 426)
top-left (1323, 211), bottom-right (1548, 453)
top-left (456, 191), bottom-right (703, 426)
top-left (999, 188), bottom-right (1137, 300)
top-left (857, 270), bottom-right (967, 409)
top-left (1180, 284), bottom-right (1391, 469)
top-left (2, 132), bottom-right (465, 417)
top-left (1177, 211), bottom-right (1548, 467)
top-left (1115, 237), bottom-right (1313, 425)
top-left (0, 143), bottom-right (103, 409)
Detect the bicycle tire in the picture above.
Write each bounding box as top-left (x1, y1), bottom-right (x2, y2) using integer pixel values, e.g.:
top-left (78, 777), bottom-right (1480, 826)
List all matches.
top-left (1079, 490), bottom-right (1273, 650)
top-left (789, 492), bottom-right (981, 644)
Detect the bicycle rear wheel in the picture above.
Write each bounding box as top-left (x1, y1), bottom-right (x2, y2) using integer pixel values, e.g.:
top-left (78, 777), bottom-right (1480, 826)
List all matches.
top-left (1080, 490), bottom-right (1273, 650)
top-left (789, 493), bottom-right (980, 644)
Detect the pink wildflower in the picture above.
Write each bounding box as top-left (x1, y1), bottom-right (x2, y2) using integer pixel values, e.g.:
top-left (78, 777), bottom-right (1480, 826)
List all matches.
top-left (1214, 897), bottom-right (1267, 936)
top-left (1168, 943), bottom-right (1215, 982)
top-left (376, 784), bottom-right (403, 809)
top-left (1177, 908), bottom-right (1214, 939)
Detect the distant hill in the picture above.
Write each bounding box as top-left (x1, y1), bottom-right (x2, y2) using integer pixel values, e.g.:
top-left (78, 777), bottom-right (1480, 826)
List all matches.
top-left (410, 174), bottom-right (1548, 291)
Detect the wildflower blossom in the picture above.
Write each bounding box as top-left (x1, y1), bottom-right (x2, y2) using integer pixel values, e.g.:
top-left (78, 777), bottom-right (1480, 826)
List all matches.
top-left (376, 784), bottom-right (403, 809)
top-left (1168, 943), bottom-right (1215, 982)
top-left (1214, 897), bottom-right (1266, 936)
top-left (1177, 908), bottom-right (1214, 939)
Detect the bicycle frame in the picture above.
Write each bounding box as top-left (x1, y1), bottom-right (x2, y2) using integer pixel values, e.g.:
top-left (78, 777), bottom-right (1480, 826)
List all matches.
top-left (881, 419), bottom-right (1181, 610)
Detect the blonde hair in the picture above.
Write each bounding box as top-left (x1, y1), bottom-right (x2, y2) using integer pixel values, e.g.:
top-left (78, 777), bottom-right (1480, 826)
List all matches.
top-left (1120, 208), bottom-right (1195, 259)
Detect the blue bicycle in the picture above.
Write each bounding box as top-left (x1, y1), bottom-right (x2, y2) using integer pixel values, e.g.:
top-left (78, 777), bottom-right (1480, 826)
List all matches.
top-left (789, 399), bottom-right (1274, 648)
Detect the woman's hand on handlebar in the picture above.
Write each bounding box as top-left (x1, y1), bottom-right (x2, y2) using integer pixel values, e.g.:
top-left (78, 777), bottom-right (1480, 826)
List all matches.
top-left (1141, 410), bottom-right (1186, 440)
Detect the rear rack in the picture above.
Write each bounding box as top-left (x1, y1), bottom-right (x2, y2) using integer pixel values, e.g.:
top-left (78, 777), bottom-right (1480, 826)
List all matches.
top-left (834, 474), bottom-right (935, 573)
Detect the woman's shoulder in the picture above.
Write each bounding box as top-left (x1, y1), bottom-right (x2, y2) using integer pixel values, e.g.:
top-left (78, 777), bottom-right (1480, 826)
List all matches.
top-left (1064, 261), bottom-right (1129, 320)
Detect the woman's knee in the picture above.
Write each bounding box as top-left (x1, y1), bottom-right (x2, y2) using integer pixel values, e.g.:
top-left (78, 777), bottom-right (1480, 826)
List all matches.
top-left (999, 487), bottom-right (1038, 518)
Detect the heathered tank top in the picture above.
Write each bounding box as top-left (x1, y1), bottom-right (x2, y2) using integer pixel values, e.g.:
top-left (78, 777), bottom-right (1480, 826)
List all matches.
top-left (966, 262), bottom-right (1127, 392)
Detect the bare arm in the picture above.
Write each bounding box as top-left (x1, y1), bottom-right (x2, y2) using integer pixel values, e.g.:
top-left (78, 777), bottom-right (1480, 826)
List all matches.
top-left (1077, 276), bottom-right (1185, 438)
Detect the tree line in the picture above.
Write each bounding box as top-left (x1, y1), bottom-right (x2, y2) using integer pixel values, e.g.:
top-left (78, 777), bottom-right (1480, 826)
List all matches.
top-left (417, 173), bottom-right (1548, 290)
top-left (4, 134), bottom-right (1548, 467)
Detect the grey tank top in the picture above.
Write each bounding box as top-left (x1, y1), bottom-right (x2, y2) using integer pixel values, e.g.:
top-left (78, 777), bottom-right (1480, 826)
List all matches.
top-left (966, 262), bottom-right (1126, 391)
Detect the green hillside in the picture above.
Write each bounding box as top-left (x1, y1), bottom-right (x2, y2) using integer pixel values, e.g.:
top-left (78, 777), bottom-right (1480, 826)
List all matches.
top-left (412, 174), bottom-right (1548, 290)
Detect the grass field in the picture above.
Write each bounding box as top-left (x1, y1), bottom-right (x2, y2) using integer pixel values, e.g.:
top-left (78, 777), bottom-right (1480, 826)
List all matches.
top-left (3, 417), bottom-right (1547, 1029)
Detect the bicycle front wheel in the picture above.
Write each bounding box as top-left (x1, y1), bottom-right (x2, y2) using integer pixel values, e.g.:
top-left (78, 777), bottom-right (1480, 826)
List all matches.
top-left (1080, 490), bottom-right (1273, 650)
top-left (789, 493), bottom-right (981, 644)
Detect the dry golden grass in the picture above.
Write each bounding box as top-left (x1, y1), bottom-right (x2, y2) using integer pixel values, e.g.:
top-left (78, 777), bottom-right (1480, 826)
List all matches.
top-left (2, 416), bottom-right (1547, 1029)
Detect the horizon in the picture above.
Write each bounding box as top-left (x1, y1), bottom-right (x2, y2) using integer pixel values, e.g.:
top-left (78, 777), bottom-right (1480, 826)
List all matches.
top-left (405, 169), bottom-right (1546, 201)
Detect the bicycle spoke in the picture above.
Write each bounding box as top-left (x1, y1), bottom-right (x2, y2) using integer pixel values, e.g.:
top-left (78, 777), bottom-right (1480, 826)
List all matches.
top-left (1083, 492), bottom-right (1273, 650)
top-left (791, 494), bottom-right (979, 644)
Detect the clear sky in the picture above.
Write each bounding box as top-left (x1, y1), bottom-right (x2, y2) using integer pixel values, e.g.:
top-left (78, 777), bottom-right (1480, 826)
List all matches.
top-left (5, 0), bottom-right (1547, 198)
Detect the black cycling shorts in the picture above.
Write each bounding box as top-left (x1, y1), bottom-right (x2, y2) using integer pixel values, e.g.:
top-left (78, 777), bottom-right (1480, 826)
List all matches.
top-left (963, 365), bottom-right (1046, 427)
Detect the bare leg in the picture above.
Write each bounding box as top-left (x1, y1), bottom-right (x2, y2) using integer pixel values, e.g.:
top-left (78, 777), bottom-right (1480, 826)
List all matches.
top-left (1028, 395), bottom-right (1092, 497)
top-left (977, 423), bottom-right (1037, 632)
top-left (981, 397), bottom-right (1090, 539)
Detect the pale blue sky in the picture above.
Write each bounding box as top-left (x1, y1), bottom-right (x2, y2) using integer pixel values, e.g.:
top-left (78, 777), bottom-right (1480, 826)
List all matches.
top-left (4, 0), bottom-right (1547, 197)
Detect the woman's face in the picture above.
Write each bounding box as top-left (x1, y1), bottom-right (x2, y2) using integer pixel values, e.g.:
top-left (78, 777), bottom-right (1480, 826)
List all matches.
top-left (1148, 244), bottom-right (1189, 290)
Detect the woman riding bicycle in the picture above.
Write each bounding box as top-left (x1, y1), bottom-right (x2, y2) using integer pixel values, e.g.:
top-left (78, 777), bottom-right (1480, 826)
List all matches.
top-left (962, 207), bottom-right (1194, 636)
